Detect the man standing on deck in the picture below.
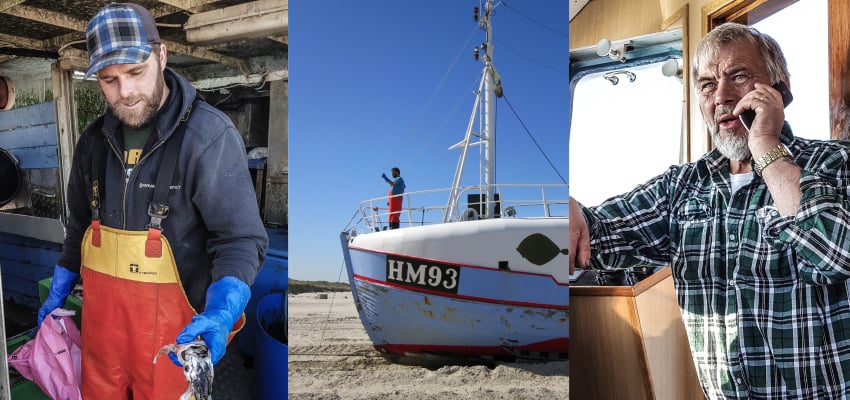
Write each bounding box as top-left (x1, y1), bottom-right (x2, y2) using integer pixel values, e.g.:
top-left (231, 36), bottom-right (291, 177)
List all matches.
top-left (382, 167), bottom-right (405, 229)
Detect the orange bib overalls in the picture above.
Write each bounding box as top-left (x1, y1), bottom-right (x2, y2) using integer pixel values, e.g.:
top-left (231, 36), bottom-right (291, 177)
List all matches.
top-left (78, 104), bottom-right (244, 399)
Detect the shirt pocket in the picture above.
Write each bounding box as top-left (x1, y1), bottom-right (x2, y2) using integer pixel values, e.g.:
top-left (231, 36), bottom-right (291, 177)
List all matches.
top-left (670, 197), bottom-right (715, 282)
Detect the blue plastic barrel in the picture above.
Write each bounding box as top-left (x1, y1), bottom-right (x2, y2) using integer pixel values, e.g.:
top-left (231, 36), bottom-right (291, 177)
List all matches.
top-left (239, 227), bottom-right (287, 356)
top-left (254, 292), bottom-right (287, 400)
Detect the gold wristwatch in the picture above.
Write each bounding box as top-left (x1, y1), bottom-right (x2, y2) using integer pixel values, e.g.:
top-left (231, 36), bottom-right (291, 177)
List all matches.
top-left (753, 143), bottom-right (793, 176)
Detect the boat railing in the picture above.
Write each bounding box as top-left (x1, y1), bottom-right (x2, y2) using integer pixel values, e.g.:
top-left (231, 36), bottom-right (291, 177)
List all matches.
top-left (348, 183), bottom-right (568, 234)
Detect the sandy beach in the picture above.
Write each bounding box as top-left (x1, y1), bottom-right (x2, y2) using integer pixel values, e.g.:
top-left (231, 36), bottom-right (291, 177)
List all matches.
top-left (288, 291), bottom-right (569, 399)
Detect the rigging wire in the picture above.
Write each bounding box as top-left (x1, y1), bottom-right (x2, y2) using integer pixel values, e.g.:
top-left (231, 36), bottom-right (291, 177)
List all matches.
top-left (411, 75), bottom-right (481, 162)
top-left (494, 38), bottom-right (569, 76)
top-left (313, 258), bottom-right (349, 362)
top-left (502, 94), bottom-right (568, 185)
top-left (341, 208), bottom-right (362, 232)
top-left (358, 26), bottom-right (480, 206)
top-left (502, 2), bottom-right (569, 39)
top-left (496, 2), bottom-right (569, 76)
top-left (385, 26), bottom-right (479, 172)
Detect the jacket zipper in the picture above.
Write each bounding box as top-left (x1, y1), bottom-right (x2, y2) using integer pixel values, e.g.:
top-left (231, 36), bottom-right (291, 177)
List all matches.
top-left (109, 132), bottom-right (167, 229)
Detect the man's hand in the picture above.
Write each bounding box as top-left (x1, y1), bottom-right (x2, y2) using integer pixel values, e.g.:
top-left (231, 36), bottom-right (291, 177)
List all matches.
top-left (736, 82), bottom-right (802, 216)
top-left (569, 197), bottom-right (591, 275)
top-left (37, 265), bottom-right (80, 327)
top-left (382, 173), bottom-right (390, 183)
top-left (735, 82), bottom-right (786, 157)
top-left (174, 277), bottom-right (250, 365)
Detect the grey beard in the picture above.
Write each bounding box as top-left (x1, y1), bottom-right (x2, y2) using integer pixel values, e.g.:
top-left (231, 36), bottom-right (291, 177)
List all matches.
top-left (713, 130), bottom-right (751, 161)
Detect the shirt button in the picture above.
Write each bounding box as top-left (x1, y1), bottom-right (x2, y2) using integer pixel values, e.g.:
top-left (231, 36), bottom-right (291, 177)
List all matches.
top-left (736, 377), bottom-right (743, 384)
top-left (728, 280), bottom-right (735, 287)
top-left (729, 234), bottom-right (736, 241)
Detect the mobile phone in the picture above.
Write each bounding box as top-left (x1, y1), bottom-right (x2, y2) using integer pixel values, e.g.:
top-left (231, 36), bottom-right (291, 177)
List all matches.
top-left (739, 81), bottom-right (793, 129)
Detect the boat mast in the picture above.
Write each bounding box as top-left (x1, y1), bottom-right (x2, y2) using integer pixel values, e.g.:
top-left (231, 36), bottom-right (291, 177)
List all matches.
top-left (481, 0), bottom-right (499, 219)
top-left (446, 1), bottom-right (501, 222)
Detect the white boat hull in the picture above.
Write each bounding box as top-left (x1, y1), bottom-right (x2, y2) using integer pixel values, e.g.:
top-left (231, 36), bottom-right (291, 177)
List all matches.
top-left (340, 217), bottom-right (569, 360)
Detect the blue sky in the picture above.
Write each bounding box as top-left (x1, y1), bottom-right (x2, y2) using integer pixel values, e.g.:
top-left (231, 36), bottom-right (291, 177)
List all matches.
top-left (288, 1), bottom-right (571, 282)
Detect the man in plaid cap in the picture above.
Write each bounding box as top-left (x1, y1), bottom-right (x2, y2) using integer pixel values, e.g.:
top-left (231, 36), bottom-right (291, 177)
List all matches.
top-left (37, 3), bottom-right (268, 398)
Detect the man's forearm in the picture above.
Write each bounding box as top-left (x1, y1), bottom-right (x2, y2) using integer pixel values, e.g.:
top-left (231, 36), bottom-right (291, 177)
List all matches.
top-left (760, 157), bottom-right (802, 216)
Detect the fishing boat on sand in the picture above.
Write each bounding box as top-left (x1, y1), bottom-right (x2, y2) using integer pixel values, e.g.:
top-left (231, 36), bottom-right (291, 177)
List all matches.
top-left (339, 0), bottom-right (569, 363)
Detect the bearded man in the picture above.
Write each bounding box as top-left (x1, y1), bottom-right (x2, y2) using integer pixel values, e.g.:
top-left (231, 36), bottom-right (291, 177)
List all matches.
top-left (570, 22), bottom-right (850, 399)
top-left (37, 3), bottom-right (268, 398)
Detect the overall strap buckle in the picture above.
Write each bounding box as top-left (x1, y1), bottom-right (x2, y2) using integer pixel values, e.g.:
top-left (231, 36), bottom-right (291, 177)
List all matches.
top-left (147, 202), bottom-right (169, 230)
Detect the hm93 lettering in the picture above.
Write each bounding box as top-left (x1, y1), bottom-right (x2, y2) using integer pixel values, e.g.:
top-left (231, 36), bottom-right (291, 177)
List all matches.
top-left (386, 255), bottom-right (460, 294)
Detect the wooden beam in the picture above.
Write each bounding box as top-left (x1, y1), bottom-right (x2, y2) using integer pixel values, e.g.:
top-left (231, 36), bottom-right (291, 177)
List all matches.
top-left (155, 0), bottom-right (221, 12)
top-left (1, 1), bottom-right (254, 74)
top-left (193, 38), bottom-right (261, 52)
top-left (43, 32), bottom-right (85, 52)
top-left (268, 35), bottom-right (288, 46)
top-left (0, 32), bottom-right (45, 50)
top-left (51, 62), bottom-right (79, 223)
top-left (162, 39), bottom-right (248, 72)
top-left (193, 36), bottom-right (289, 52)
top-left (3, 4), bottom-right (87, 32)
top-left (0, 0), bottom-right (25, 12)
top-left (149, 4), bottom-right (185, 18)
top-left (47, 36), bottom-right (249, 73)
top-left (57, 47), bottom-right (89, 72)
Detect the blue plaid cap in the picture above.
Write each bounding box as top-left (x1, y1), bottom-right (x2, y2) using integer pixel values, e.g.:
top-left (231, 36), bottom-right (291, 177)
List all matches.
top-left (85, 3), bottom-right (161, 78)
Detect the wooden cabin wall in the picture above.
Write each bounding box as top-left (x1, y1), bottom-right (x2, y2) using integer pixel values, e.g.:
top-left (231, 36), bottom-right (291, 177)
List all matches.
top-left (570, 0), bottom-right (688, 48)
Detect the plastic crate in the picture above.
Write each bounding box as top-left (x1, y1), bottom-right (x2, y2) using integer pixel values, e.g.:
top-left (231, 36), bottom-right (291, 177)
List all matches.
top-left (37, 278), bottom-right (82, 328)
top-left (7, 333), bottom-right (50, 400)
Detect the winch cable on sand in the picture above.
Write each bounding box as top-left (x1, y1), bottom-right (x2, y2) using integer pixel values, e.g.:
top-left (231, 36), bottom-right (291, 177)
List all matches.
top-left (316, 262), bottom-right (347, 357)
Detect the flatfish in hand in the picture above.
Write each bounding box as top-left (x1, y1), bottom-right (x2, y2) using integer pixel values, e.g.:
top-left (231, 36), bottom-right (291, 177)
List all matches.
top-left (153, 339), bottom-right (214, 400)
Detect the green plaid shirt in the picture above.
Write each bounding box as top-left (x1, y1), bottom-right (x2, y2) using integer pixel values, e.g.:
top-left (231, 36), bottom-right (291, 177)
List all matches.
top-left (582, 124), bottom-right (850, 399)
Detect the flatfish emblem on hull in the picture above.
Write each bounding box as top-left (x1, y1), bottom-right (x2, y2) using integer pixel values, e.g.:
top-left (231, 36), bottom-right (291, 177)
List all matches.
top-left (516, 233), bottom-right (569, 266)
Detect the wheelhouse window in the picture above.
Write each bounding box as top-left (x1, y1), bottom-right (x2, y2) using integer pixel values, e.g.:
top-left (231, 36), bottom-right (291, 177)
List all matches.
top-left (570, 60), bottom-right (684, 206)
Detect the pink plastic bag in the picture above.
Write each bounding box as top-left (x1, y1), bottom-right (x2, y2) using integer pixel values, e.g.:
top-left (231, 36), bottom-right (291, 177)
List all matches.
top-left (8, 308), bottom-right (82, 400)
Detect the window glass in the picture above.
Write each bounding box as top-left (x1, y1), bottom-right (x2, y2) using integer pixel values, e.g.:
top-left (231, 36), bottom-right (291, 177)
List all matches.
top-left (570, 61), bottom-right (683, 206)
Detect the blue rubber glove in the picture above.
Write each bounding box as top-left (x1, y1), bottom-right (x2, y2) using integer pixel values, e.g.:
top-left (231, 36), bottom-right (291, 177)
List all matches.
top-left (37, 265), bottom-right (80, 327)
top-left (382, 173), bottom-right (390, 183)
top-left (174, 276), bottom-right (250, 365)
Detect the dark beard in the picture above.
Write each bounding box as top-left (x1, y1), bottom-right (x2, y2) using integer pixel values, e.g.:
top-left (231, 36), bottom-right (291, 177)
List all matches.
top-left (108, 69), bottom-right (164, 128)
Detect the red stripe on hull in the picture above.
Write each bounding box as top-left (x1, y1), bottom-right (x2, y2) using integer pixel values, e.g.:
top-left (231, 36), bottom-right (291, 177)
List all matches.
top-left (354, 274), bottom-right (570, 310)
